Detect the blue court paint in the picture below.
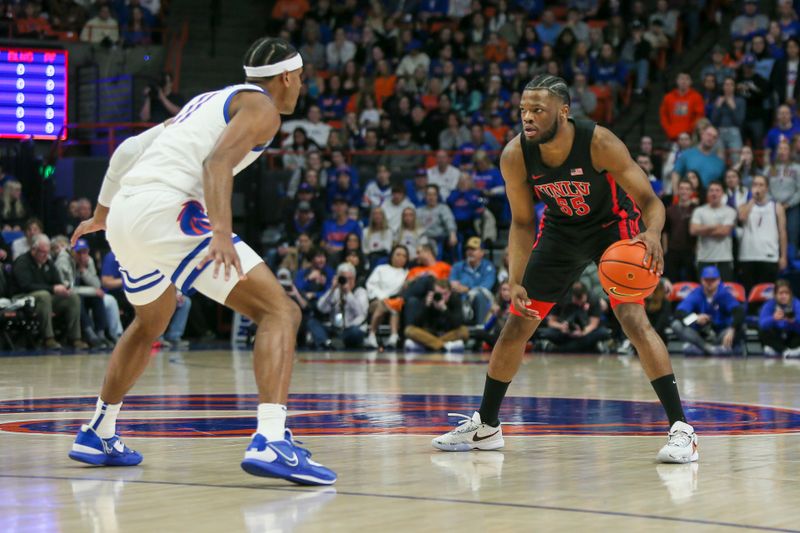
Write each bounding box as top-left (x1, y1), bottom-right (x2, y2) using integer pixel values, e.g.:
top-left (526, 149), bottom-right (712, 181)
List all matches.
top-left (1, 394), bottom-right (800, 437)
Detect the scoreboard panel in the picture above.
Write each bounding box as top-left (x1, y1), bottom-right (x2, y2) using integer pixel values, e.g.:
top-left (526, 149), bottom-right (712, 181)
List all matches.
top-left (0, 47), bottom-right (68, 140)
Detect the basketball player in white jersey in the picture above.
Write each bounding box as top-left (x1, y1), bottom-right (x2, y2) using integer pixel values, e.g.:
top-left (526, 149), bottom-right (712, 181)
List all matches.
top-left (68, 37), bottom-right (336, 485)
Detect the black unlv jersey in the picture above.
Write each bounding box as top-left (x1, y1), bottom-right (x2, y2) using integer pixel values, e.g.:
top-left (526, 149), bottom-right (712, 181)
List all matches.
top-left (520, 118), bottom-right (643, 238)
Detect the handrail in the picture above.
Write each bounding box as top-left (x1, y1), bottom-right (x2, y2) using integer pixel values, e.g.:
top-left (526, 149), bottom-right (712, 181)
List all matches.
top-left (50, 121), bottom-right (155, 159)
top-left (165, 19), bottom-right (189, 91)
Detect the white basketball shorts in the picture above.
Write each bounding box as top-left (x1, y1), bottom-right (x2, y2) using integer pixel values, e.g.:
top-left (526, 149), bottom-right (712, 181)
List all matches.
top-left (106, 187), bottom-right (263, 306)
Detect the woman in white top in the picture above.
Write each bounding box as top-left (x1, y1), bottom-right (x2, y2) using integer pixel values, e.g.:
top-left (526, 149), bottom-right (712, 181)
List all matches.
top-left (738, 174), bottom-right (788, 291)
top-left (723, 168), bottom-right (751, 210)
top-left (394, 207), bottom-right (424, 260)
top-left (362, 206), bottom-right (393, 265)
top-left (364, 245), bottom-right (410, 349)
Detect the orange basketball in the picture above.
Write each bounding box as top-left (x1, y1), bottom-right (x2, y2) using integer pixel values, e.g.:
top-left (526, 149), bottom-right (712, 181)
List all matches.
top-left (598, 239), bottom-right (660, 302)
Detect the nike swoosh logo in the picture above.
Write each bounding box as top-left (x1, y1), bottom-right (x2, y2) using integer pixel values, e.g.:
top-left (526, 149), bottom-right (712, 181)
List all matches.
top-left (608, 287), bottom-right (642, 298)
top-left (473, 430), bottom-right (499, 442)
top-left (532, 174), bottom-right (545, 180)
top-left (269, 444), bottom-right (299, 466)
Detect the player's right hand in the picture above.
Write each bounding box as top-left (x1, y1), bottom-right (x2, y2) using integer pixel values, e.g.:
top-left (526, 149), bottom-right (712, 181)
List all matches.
top-left (70, 217), bottom-right (106, 246)
top-left (200, 234), bottom-right (245, 282)
top-left (510, 284), bottom-right (540, 320)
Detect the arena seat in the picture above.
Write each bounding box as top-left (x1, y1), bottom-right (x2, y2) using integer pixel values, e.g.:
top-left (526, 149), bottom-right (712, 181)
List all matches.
top-left (745, 283), bottom-right (775, 328)
top-left (723, 282), bottom-right (746, 303)
top-left (667, 281), bottom-right (699, 302)
top-left (588, 85), bottom-right (613, 124)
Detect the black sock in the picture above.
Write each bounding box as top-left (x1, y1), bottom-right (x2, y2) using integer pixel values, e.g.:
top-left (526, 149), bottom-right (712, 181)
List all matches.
top-left (650, 374), bottom-right (686, 426)
top-left (478, 374), bottom-right (510, 427)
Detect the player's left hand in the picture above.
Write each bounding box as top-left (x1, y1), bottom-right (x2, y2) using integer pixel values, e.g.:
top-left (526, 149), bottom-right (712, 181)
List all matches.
top-left (200, 233), bottom-right (245, 282)
top-left (631, 230), bottom-right (664, 276)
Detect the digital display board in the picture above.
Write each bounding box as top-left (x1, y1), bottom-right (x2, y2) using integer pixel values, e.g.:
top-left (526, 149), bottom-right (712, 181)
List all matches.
top-left (0, 47), bottom-right (68, 140)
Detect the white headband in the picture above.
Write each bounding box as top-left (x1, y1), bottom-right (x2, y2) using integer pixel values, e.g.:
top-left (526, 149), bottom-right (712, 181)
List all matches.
top-left (243, 54), bottom-right (303, 78)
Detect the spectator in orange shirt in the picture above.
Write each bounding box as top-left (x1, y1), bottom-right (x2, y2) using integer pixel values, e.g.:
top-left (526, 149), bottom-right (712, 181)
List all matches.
top-left (271, 0), bottom-right (309, 20)
top-left (401, 242), bottom-right (452, 326)
top-left (484, 32), bottom-right (507, 63)
top-left (16, 2), bottom-right (52, 38)
top-left (660, 72), bottom-right (706, 141)
top-left (373, 59), bottom-right (397, 108)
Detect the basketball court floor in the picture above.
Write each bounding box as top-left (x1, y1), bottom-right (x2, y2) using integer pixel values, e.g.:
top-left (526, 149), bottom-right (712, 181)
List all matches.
top-left (1, 348), bottom-right (799, 532)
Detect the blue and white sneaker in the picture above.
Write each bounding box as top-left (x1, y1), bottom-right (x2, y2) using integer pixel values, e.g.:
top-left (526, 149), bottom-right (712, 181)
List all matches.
top-left (68, 424), bottom-right (143, 466)
top-left (241, 430), bottom-right (337, 486)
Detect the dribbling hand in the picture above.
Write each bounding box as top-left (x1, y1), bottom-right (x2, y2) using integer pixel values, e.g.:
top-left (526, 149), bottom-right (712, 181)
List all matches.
top-left (631, 230), bottom-right (664, 276)
top-left (199, 234), bottom-right (245, 282)
top-left (510, 284), bottom-right (540, 320)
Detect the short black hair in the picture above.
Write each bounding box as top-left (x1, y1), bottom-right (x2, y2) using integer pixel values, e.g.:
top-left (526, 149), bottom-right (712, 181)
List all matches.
top-left (243, 37), bottom-right (299, 81)
top-left (524, 74), bottom-right (570, 106)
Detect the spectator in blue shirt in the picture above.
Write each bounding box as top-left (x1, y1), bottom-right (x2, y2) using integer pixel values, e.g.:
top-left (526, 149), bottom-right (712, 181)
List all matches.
top-left (758, 279), bottom-right (800, 357)
top-left (326, 170), bottom-right (361, 211)
top-left (590, 43), bottom-right (628, 101)
top-left (449, 237), bottom-right (496, 324)
top-left (447, 172), bottom-right (485, 243)
top-left (318, 74), bottom-right (346, 122)
top-left (453, 123), bottom-right (495, 167)
top-left (405, 169), bottom-right (430, 207)
top-left (294, 248), bottom-right (334, 303)
top-left (100, 251), bottom-right (128, 318)
top-left (473, 150), bottom-right (509, 223)
top-left (321, 195), bottom-right (362, 255)
top-left (671, 266), bottom-right (745, 355)
top-left (416, 0), bottom-right (448, 17)
top-left (671, 126), bottom-right (726, 189)
top-left (535, 9), bottom-right (562, 46)
top-left (765, 105), bottom-right (800, 157)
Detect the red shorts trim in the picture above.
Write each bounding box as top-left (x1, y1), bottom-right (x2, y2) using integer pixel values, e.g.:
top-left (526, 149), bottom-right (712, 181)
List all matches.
top-left (509, 299), bottom-right (555, 319)
top-left (609, 295), bottom-right (645, 309)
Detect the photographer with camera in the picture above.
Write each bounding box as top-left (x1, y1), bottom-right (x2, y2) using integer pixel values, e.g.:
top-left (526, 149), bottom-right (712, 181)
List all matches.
top-left (758, 279), bottom-right (800, 357)
top-left (403, 279), bottom-right (469, 352)
top-left (536, 281), bottom-right (612, 353)
top-left (306, 263), bottom-right (368, 350)
top-left (139, 72), bottom-right (185, 124)
top-left (671, 266), bottom-right (744, 355)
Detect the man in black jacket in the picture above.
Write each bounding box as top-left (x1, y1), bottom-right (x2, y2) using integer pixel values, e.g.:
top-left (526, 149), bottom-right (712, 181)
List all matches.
top-left (404, 279), bottom-right (469, 352)
top-left (12, 234), bottom-right (86, 350)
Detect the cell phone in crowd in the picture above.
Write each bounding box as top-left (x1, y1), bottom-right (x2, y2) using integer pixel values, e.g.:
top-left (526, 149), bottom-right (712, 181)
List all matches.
top-left (682, 313), bottom-right (698, 326)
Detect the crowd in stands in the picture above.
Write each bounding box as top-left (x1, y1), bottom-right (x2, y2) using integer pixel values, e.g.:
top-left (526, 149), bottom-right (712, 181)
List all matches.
top-left (4, 0), bottom-right (165, 46)
top-left (2, 1), bottom-right (800, 357)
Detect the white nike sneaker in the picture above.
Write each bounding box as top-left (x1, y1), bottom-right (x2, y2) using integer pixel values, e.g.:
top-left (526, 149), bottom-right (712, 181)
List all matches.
top-left (656, 421), bottom-right (699, 464)
top-left (432, 412), bottom-right (504, 452)
top-left (364, 332), bottom-right (378, 349)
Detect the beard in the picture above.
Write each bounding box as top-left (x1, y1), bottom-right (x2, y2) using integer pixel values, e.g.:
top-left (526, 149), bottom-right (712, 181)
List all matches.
top-left (525, 116), bottom-right (560, 145)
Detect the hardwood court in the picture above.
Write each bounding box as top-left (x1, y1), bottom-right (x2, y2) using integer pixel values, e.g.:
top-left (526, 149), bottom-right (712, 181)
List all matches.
top-left (1, 349), bottom-right (800, 532)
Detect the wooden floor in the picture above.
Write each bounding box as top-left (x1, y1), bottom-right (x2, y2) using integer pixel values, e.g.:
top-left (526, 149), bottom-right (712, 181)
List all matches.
top-left (1, 348), bottom-right (800, 532)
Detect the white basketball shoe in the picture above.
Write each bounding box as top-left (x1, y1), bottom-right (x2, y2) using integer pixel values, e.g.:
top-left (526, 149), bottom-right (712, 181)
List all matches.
top-left (656, 421), bottom-right (699, 464)
top-left (432, 412), bottom-right (504, 451)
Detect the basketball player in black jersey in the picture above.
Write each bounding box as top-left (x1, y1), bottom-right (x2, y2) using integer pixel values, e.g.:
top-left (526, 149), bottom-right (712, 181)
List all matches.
top-left (433, 75), bottom-right (698, 464)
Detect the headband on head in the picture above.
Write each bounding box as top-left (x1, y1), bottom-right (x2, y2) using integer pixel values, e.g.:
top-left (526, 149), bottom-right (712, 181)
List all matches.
top-left (243, 54), bottom-right (303, 78)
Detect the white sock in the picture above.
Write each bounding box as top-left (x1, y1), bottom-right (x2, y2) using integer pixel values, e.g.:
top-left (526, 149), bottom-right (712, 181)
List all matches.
top-left (256, 403), bottom-right (287, 441)
top-left (88, 397), bottom-right (122, 439)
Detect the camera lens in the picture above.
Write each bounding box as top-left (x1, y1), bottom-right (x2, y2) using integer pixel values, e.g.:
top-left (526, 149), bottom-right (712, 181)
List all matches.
top-left (433, 292), bottom-right (443, 302)
top-left (337, 275), bottom-right (347, 285)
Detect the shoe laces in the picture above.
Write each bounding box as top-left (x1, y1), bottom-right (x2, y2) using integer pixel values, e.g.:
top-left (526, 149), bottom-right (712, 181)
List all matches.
top-left (284, 429), bottom-right (312, 458)
top-left (448, 413), bottom-right (480, 433)
top-left (668, 429), bottom-right (692, 448)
